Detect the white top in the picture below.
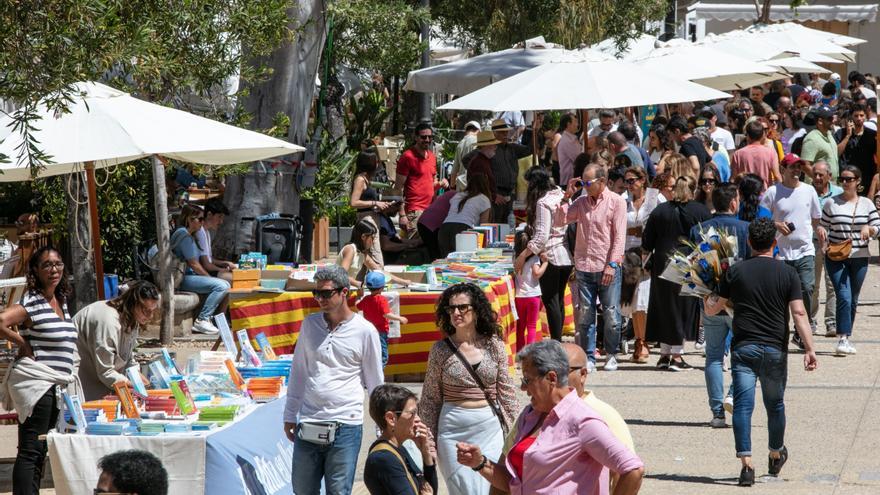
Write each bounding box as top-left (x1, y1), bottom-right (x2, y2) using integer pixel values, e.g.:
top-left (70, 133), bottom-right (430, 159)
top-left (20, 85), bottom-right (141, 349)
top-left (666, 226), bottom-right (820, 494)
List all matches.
top-left (515, 256), bottom-right (542, 298)
top-left (443, 193), bottom-right (491, 227)
top-left (195, 226), bottom-right (212, 262)
top-left (760, 182), bottom-right (822, 260)
top-left (625, 188), bottom-right (662, 251)
top-left (284, 312), bottom-right (383, 424)
top-left (858, 86), bottom-right (877, 99)
top-left (710, 127), bottom-right (735, 152)
top-left (820, 196), bottom-right (880, 258)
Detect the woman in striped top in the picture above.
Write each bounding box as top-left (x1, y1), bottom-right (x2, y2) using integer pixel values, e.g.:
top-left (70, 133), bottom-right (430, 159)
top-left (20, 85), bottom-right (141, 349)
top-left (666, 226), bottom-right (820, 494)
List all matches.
top-left (0, 246), bottom-right (78, 494)
top-left (817, 165), bottom-right (880, 356)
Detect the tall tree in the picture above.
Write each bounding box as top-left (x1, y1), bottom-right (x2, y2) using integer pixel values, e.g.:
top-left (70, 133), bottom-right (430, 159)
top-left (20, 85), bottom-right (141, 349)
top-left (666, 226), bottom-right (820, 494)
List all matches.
top-left (754, 0), bottom-right (809, 24)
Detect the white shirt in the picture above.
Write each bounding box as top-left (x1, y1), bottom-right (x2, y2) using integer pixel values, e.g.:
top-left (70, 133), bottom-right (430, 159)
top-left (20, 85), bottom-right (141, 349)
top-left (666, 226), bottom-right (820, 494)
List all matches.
top-left (444, 193), bottom-right (491, 227)
top-left (760, 182), bottom-right (822, 260)
top-left (857, 86), bottom-right (877, 99)
top-left (284, 312), bottom-right (383, 424)
top-left (710, 127), bottom-right (735, 152)
top-left (515, 256), bottom-right (542, 298)
top-left (195, 227), bottom-right (212, 263)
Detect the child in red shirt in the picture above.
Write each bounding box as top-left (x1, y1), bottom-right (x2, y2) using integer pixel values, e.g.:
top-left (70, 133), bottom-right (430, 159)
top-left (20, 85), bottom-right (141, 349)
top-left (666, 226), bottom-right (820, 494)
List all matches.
top-left (356, 271), bottom-right (408, 367)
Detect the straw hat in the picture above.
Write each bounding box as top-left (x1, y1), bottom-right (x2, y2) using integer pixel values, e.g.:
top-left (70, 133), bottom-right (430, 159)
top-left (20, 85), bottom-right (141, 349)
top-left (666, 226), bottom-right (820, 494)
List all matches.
top-left (474, 130), bottom-right (501, 147)
top-left (490, 118), bottom-right (511, 131)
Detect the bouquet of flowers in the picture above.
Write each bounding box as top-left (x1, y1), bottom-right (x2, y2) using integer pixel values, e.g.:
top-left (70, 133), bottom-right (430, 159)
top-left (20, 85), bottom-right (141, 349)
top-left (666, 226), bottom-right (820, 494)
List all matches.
top-left (660, 227), bottom-right (739, 299)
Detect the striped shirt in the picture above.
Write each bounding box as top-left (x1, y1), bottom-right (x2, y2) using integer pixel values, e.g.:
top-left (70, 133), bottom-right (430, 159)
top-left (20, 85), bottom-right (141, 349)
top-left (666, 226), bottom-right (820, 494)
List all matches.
top-left (527, 188), bottom-right (572, 267)
top-left (21, 291), bottom-right (78, 375)
top-left (820, 196), bottom-right (880, 258)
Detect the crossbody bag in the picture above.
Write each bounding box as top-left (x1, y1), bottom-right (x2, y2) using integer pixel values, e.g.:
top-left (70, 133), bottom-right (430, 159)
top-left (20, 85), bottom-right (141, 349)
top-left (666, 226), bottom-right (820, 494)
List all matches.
top-left (444, 338), bottom-right (509, 434)
top-left (826, 200), bottom-right (859, 262)
top-left (369, 441), bottom-right (421, 494)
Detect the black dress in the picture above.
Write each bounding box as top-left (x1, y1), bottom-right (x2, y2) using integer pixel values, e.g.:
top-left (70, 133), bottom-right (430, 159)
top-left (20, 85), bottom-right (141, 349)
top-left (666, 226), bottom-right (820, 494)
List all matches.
top-left (642, 200), bottom-right (712, 346)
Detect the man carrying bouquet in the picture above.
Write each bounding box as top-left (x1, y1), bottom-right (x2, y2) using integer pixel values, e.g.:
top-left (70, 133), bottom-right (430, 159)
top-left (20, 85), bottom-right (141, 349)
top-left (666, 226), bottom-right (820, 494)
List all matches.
top-left (704, 218), bottom-right (818, 487)
top-left (689, 183), bottom-right (751, 429)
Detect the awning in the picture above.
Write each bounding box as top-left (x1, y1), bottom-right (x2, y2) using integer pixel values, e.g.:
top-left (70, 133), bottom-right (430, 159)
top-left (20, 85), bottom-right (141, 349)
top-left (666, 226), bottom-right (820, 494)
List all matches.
top-left (688, 2), bottom-right (878, 23)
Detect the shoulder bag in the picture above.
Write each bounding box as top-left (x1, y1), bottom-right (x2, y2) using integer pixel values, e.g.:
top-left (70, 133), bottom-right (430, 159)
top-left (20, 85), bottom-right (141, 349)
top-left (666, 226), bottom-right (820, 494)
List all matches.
top-left (444, 338), bottom-right (509, 434)
top-left (369, 441), bottom-right (420, 494)
top-left (826, 200), bottom-right (858, 262)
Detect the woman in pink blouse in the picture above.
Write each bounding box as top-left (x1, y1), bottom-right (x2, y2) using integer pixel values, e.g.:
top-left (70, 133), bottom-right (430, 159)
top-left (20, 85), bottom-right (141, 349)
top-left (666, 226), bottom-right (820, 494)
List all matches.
top-left (456, 340), bottom-right (644, 495)
top-left (418, 283), bottom-right (519, 495)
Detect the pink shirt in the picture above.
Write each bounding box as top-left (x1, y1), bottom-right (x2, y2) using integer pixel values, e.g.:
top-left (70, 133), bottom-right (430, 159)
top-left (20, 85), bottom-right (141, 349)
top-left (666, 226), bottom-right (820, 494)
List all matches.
top-left (562, 188), bottom-right (627, 273)
top-left (506, 390), bottom-right (643, 495)
top-left (527, 188), bottom-right (573, 267)
top-left (417, 190), bottom-right (456, 231)
top-left (557, 131), bottom-right (582, 186)
top-left (731, 143), bottom-right (778, 187)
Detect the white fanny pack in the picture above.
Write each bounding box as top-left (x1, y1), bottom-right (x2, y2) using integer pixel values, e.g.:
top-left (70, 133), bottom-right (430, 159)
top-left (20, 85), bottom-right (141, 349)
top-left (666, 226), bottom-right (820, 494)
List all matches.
top-left (297, 422), bottom-right (338, 445)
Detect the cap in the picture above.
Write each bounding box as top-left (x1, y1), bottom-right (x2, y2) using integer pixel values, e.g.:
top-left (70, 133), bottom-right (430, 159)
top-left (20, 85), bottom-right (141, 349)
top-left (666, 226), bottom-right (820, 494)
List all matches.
top-left (474, 130), bottom-right (501, 147)
top-left (490, 118), bottom-right (511, 131)
top-left (694, 117), bottom-right (709, 127)
top-left (781, 153), bottom-right (805, 168)
top-left (814, 105), bottom-right (834, 119)
top-left (464, 121), bottom-right (481, 132)
top-left (364, 271), bottom-right (386, 290)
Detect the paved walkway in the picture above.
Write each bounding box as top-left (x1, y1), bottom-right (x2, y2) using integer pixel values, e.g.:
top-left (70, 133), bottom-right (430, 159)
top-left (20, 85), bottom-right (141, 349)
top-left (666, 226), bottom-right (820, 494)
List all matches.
top-left (4, 267), bottom-right (880, 494)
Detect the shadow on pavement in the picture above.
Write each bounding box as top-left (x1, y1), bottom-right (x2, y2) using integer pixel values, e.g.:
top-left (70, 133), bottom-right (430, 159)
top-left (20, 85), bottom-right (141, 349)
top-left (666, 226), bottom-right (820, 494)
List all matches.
top-left (625, 419), bottom-right (708, 428)
top-left (645, 472), bottom-right (738, 486)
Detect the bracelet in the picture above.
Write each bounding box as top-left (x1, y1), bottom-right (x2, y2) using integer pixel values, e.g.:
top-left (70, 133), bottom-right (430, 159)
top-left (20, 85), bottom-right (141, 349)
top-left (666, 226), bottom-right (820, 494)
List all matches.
top-left (472, 455), bottom-right (488, 471)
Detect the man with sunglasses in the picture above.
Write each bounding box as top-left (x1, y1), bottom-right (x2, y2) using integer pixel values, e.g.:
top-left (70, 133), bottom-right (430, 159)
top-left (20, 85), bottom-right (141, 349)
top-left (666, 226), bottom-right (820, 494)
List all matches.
top-left (760, 154), bottom-right (822, 350)
top-left (834, 103), bottom-right (877, 194)
top-left (559, 164), bottom-right (627, 372)
top-left (284, 265), bottom-right (384, 495)
top-left (395, 123), bottom-right (448, 239)
top-left (810, 161), bottom-right (842, 337)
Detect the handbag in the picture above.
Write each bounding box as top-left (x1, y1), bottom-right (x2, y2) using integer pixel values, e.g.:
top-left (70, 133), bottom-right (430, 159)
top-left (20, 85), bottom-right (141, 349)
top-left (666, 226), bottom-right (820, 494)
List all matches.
top-left (444, 338), bottom-right (509, 434)
top-left (826, 201), bottom-right (858, 262)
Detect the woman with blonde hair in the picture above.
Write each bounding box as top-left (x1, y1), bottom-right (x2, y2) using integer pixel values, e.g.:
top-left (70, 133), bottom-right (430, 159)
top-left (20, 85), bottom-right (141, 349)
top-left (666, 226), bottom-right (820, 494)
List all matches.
top-left (664, 152), bottom-right (698, 182)
top-left (643, 175), bottom-right (710, 370)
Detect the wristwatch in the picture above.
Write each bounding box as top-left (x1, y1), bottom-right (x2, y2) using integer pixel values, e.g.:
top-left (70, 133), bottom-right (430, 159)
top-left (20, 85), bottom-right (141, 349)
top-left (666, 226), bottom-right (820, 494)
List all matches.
top-left (607, 262), bottom-right (619, 269)
top-left (472, 455), bottom-right (488, 471)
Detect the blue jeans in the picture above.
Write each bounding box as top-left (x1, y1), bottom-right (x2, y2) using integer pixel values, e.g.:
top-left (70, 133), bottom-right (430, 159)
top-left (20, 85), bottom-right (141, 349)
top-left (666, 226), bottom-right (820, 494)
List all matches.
top-left (731, 344), bottom-right (788, 457)
top-left (784, 256), bottom-right (815, 324)
top-left (826, 257), bottom-right (869, 336)
top-left (703, 313), bottom-right (733, 417)
top-left (178, 275), bottom-right (230, 320)
top-left (379, 333), bottom-right (389, 367)
top-left (576, 268), bottom-right (622, 363)
top-left (292, 423), bottom-right (362, 495)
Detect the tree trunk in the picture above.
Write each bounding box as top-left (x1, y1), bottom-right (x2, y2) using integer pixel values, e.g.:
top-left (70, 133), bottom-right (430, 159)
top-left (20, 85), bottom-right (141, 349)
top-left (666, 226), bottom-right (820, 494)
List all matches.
top-left (214, 0), bottom-right (327, 260)
top-left (757, 0), bottom-right (772, 24)
top-left (66, 173), bottom-right (97, 313)
top-left (151, 156), bottom-right (175, 345)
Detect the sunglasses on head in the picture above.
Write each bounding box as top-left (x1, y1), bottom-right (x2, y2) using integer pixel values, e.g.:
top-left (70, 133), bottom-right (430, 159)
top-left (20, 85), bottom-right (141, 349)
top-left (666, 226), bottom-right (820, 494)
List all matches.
top-left (312, 287), bottom-right (344, 299)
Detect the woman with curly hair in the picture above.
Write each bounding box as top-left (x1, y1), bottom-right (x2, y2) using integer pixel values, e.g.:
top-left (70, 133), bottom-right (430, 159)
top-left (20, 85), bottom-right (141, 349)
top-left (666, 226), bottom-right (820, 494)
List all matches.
top-left (0, 246), bottom-right (78, 494)
top-left (419, 283), bottom-right (519, 495)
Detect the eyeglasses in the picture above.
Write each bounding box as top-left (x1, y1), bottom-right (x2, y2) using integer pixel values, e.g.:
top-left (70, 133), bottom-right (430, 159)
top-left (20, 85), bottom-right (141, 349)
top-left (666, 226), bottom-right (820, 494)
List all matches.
top-left (312, 288), bottom-right (344, 300)
top-left (40, 262), bottom-right (65, 271)
top-left (769, 119), bottom-right (780, 124)
top-left (838, 176), bottom-right (859, 184)
top-left (417, 134), bottom-right (434, 141)
top-left (445, 304), bottom-right (472, 315)
top-left (624, 178), bottom-right (640, 185)
top-left (700, 178), bottom-right (717, 186)
top-left (394, 409), bottom-right (418, 417)
top-left (568, 366), bottom-right (584, 373)
top-left (520, 373), bottom-right (546, 388)
top-left (583, 179), bottom-right (600, 188)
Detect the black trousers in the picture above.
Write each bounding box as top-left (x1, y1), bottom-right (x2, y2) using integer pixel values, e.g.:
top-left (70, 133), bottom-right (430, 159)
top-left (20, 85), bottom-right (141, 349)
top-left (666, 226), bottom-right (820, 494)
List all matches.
top-left (539, 263), bottom-right (573, 341)
top-left (14, 386), bottom-right (58, 495)
top-left (417, 223), bottom-right (441, 262)
top-left (437, 222), bottom-right (472, 259)
top-left (491, 197), bottom-right (513, 224)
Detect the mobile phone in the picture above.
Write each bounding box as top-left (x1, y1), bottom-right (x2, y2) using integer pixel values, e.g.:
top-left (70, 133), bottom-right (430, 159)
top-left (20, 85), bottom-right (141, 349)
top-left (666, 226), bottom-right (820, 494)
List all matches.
top-left (786, 222), bottom-right (796, 232)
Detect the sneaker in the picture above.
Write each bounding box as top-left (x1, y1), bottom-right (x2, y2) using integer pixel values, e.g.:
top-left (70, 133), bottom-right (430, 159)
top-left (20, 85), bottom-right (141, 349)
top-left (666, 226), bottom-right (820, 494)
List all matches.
top-left (791, 333), bottom-right (805, 350)
top-left (723, 395), bottom-right (734, 414)
top-left (586, 361), bottom-right (597, 374)
top-left (668, 359), bottom-right (692, 371)
top-left (835, 338), bottom-right (857, 355)
top-left (695, 326), bottom-right (706, 352)
top-left (825, 327), bottom-right (838, 338)
top-left (193, 318), bottom-right (220, 335)
top-left (738, 465), bottom-right (755, 486)
top-left (810, 320), bottom-right (820, 335)
top-left (656, 355), bottom-right (671, 369)
top-left (723, 354), bottom-right (730, 372)
top-left (710, 415), bottom-right (727, 428)
top-left (768, 446), bottom-right (788, 476)
top-left (604, 356), bottom-right (618, 371)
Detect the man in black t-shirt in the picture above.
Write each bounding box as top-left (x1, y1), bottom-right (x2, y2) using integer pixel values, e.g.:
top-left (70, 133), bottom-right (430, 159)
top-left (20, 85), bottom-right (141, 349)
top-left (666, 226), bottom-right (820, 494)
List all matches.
top-left (668, 115), bottom-right (709, 174)
top-left (705, 218), bottom-right (818, 487)
top-left (835, 103), bottom-right (877, 194)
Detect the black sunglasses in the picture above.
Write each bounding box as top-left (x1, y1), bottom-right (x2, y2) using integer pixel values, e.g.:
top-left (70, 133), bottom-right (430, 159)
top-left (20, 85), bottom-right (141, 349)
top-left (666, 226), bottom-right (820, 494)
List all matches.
top-left (312, 288), bottom-right (344, 299)
top-left (838, 176), bottom-right (859, 184)
top-left (417, 134), bottom-right (434, 141)
top-left (700, 178), bottom-right (718, 185)
top-left (445, 303), bottom-right (472, 314)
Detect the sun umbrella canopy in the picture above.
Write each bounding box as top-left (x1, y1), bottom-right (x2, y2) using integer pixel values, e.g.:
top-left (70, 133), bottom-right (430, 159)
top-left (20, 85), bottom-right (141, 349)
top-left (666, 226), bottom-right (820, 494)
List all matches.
top-left (437, 55), bottom-right (730, 112)
top-left (0, 82), bottom-right (304, 181)
top-left (762, 57), bottom-right (830, 74)
top-left (404, 43), bottom-right (595, 95)
top-left (632, 40), bottom-right (783, 91)
top-left (750, 22), bottom-right (866, 47)
top-left (591, 33), bottom-right (662, 60)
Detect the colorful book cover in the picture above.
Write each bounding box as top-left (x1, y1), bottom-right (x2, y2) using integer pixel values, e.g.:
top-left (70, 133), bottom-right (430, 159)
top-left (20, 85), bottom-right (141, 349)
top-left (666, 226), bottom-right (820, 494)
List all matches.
top-left (149, 361), bottom-right (171, 389)
top-left (161, 348), bottom-right (181, 374)
top-left (62, 392), bottom-right (88, 433)
top-left (254, 333), bottom-right (277, 361)
top-left (214, 313), bottom-right (239, 359)
top-left (225, 358), bottom-right (246, 390)
top-left (236, 329), bottom-right (263, 367)
top-left (114, 382), bottom-right (140, 419)
top-left (126, 366), bottom-right (148, 397)
top-left (170, 380), bottom-right (198, 416)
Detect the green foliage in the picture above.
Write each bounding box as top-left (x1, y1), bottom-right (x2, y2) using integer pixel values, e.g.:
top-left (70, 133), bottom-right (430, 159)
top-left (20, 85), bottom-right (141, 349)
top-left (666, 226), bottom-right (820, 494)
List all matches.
top-left (346, 90), bottom-right (397, 149)
top-left (329, 0), bottom-right (429, 77)
top-left (431, 0), bottom-right (665, 52)
top-left (34, 163), bottom-right (156, 279)
top-left (302, 134), bottom-right (357, 220)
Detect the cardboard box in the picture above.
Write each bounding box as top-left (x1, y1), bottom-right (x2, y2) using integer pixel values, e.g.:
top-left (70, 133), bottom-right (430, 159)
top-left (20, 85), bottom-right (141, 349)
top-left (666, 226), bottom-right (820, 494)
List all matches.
top-left (232, 269), bottom-right (261, 289)
top-left (260, 269), bottom-right (292, 290)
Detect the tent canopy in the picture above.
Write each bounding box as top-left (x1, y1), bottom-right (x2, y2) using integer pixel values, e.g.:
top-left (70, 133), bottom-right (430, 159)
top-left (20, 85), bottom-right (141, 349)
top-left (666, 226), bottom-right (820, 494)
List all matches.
top-left (688, 2), bottom-right (878, 23)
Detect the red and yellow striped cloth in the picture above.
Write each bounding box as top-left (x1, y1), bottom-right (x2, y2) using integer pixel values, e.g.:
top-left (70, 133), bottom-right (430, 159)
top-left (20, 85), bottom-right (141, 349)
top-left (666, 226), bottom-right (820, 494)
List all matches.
top-left (230, 277), bottom-right (574, 376)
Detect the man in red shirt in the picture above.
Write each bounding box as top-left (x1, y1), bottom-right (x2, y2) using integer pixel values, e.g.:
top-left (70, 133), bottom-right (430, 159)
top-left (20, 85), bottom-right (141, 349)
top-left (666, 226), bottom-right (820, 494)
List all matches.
top-left (731, 120), bottom-right (781, 187)
top-left (394, 123), bottom-right (448, 239)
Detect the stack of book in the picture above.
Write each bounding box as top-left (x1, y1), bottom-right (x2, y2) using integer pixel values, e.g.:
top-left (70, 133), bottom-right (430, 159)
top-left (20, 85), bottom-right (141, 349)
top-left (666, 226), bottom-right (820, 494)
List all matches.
top-left (246, 377), bottom-right (284, 401)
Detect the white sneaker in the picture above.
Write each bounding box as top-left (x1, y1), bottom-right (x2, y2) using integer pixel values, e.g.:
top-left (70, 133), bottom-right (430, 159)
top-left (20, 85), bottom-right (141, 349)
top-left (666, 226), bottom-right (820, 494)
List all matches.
top-left (587, 361), bottom-right (597, 374)
top-left (193, 318), bottom-right (220, 335)
top-left (723, 396), bottom-right (734, 414)
top-left (604, 356), bottom-right (618, 371)
top-left (835, 338), bottom-right (856, 355)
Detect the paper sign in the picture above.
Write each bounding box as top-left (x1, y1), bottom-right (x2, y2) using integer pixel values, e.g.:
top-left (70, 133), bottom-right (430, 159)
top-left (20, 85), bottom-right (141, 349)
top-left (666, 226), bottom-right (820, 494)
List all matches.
top-left (214, 313), bottom-right (238, 359)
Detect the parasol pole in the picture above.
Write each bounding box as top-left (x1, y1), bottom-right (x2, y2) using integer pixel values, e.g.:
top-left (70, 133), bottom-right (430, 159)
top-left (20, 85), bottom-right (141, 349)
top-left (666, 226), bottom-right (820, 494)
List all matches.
top-left (84, 161), bottom-right (105, 300)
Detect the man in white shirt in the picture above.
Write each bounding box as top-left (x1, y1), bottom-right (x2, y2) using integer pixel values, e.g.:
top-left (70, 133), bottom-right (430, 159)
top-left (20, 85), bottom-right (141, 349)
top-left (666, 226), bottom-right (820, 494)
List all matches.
top-left (701, 109), bottom-right (735, 155)
top-left (284, 265), bottom-right (384, 495)
top-left (760, 153), bottom-right (822, 349)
